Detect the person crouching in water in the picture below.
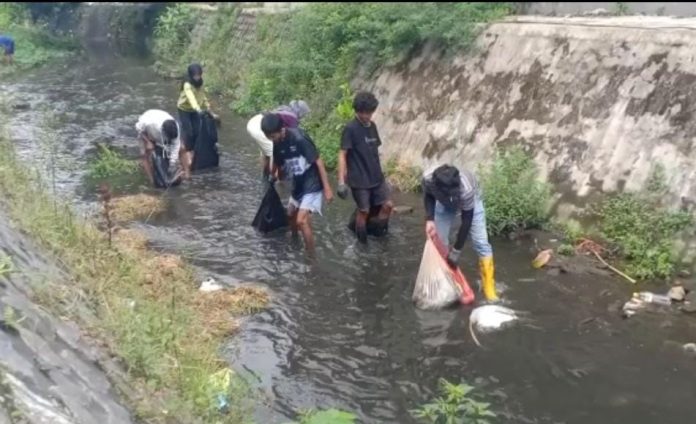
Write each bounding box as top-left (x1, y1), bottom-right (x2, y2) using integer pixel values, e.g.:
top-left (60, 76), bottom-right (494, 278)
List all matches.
top-left (246, 100), bottom-right (311, 179)
top-left (422, 164), bottom-right (499, 301)
top-left (261, 113), bottom-right (333, 251)
top-left (135, 109), bottom-right (187, 188)
top-left (336, 91), bottom-right (393, 243)
top-left (176, 63), bottom-right (219, 171)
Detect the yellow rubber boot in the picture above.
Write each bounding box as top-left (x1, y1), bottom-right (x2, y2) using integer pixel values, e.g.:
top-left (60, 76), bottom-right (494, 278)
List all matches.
top-left (479, 256), bottom-right (499, 301)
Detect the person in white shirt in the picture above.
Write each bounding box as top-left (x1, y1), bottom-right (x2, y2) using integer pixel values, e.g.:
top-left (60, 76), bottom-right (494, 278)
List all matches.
top-left (246, 100), bottom-right (310, 179)
top-left (135, 109), bottom-right (187, 188)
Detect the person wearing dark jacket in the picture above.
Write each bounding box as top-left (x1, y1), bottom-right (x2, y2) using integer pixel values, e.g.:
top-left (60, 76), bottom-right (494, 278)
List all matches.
top-left (422, 164), bottom-right (499, 301)
top-left (336, 91), bottom-right (393, 243)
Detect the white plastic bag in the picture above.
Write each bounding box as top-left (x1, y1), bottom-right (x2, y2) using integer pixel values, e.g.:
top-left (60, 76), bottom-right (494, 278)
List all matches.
top-left (412, 238), bottom-right (461, 310)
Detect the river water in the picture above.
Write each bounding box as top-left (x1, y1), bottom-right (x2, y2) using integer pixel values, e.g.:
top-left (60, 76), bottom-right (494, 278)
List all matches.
top-left (2, 57), bottom-right (696, 424)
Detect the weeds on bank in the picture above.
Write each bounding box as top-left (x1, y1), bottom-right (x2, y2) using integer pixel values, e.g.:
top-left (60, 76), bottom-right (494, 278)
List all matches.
top-left (153, 3), bottom-right (513, 173)
top-left (412, 378), bottom-right (497, 424)
top-left (0, 131), bottom-right (266, 423)
top-left (593, 165), bottom-right (693, 280)
top-left (479, 147), bottom-right (552, 236)
top-left (385, 158), bottom-right (422, 193)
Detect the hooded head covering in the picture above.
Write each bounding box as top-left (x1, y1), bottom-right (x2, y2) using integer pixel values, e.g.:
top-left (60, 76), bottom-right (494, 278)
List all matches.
top-left (186, 63), bottom-right (203, 88)
top-left (288, 100), bottom-right (310, 120)
top-left (428, 165), bottom-right (462, 209)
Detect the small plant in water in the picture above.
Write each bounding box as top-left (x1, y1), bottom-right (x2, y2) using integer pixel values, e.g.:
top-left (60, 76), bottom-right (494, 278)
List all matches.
top-left (288, 408), bottom-right (357, 424)
top-left (412, 378), bottom-right (496, 424)
top-left (87, 144), bottom-right (139, 181)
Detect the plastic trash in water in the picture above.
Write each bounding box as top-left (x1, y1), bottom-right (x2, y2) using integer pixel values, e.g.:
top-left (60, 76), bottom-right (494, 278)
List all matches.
top-left (468, 305), bottom-right (525, 347)
top-left (633, 291), bottom-right (672, 306)
top-left (199, 277), bottom-right (223, 292)
top-left (207, 368), bottom-right (234, 413)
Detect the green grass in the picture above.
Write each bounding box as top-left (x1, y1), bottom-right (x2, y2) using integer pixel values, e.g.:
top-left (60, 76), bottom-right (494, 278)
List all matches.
top-left (0, 126), bottom-right (260, 423)
top-left (411, 378), bottom-right (497, 424)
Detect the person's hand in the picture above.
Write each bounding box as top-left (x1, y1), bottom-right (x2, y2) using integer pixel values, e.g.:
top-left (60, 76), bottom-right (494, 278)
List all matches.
top-left (446, 247), bottom-right (462, 268)
top-left (337, 183), bottom-right (349, 200)
top-left (324, 187), bottom-right (334, 203)
top-left (425, 220), bottom-right (436, 237)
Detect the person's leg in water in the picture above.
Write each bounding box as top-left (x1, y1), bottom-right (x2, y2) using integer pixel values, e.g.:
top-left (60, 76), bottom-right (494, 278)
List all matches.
top-left (287, 200), bottom-right (299, 238)
top-left (351, 188), bottom-right (370, 243)
top-left (373, 181), bottom-right (393, 234)
top-left (296, 209), bottom-right (315, 251)
top-left (470, 197), bottom-right (498, 301)
top-left (291, 191), bottom-right (322, 250)
top-left (434, 200), bottom-right (456, 246)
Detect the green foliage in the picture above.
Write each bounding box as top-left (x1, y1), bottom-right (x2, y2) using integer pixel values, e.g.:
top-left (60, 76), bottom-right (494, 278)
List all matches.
top-left (152, 3), bottom-right (199, 71)
top-left (0, 252), bottom-right (13, 277)
top-left (302, 83), bottom-right (354, 169)
top-left (557, 244), bottom-right (575, 256)
top-left (0, 3), bottom-right (77, 75)
top-left (87, 144), bottom-right (139, 181)
top-left (412, 379), bottom-right (497, 424)
top-left (289, 409), bottom-right (357, 424)
top-left (479, 147), bottom-right (551, 236)
top-left (613, 2), bottom-right (630, 16)
top-left (233, 2), bottom-right (511, 116)
top-left (594, 166), bottom-right (693, 280)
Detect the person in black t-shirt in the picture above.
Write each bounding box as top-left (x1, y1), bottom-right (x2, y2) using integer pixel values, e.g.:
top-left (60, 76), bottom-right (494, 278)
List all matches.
top-left (261, 113), bottom-right (333, 251)
top-left (337, 91), bottom-right (393, 243)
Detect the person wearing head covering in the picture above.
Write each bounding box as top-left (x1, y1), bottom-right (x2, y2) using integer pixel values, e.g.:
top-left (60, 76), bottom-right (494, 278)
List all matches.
top-left (422, 164), bottom-right (499, 301)
top-left (0, 34), bottom-right (15, 65)
top-left (336, 91), bottom-right (393, 244)
top-left (176, 63), bottom-right (218, 170)
top-left (246, 100), bottom-right (311, 178)
top-left (135, 109), bottom-right (185, 187)
top-left (261, 113), bottom-right (333, 251)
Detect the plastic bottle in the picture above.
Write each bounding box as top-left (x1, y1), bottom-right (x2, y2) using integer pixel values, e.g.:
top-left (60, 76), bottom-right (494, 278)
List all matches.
top-left (633, 292), bottom-right (672, 305)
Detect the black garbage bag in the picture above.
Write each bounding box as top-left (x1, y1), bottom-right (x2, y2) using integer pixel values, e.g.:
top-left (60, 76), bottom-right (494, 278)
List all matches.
top-left (252, 183), bottom-right (289, 234)
top-left (347, 206), bottom-right (389, 237)
top-left (191, 112), bottom-right (219, 171)
top-left (151, 147), bottom-right (182, 189)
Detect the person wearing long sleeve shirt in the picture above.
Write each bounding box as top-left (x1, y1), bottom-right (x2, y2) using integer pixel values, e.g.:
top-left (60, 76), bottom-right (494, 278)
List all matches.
top-left (176, 63), bottom-right (218, 172)
top-left (422, 164), bottom-right (498, 301)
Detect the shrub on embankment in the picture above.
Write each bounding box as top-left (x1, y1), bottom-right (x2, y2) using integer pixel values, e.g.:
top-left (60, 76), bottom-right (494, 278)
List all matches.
top-left (152, 2), bottom-right (513, 172)
top-left (0, 3), bottom-right (77, 74)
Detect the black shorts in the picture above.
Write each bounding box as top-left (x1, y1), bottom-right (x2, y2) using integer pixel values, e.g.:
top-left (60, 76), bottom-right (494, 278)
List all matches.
top-left (178, 109), bottom-right (200, 152)
top-left (351, 180), bottom-right (390, 212)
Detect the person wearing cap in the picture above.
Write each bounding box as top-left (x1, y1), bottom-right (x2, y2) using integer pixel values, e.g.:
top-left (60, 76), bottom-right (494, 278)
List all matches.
top-left (422, 164), bottom-right (499, 301)
top-left (246, 100), bottom-right (311, 179)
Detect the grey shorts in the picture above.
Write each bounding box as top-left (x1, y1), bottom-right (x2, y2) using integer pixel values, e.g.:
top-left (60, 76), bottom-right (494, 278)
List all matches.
top-left (288, 191), bottom-right (323, 215)
top-left (351, 180), bottom-right (390, 212)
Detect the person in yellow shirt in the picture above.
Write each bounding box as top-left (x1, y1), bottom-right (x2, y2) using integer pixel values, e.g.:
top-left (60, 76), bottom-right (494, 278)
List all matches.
top-left (177, 63), bottom-right (219, 170)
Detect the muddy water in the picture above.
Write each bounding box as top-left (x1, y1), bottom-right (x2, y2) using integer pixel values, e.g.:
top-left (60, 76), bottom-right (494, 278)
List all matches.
top-left (3, 58), bottom-right (696, 424)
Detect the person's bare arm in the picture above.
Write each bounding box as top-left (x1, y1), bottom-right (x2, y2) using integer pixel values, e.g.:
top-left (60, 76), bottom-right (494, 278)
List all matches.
top-left (337, 149), bottom-right (348, 185)
top-left (316, 158), bottom-right (333, 202)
